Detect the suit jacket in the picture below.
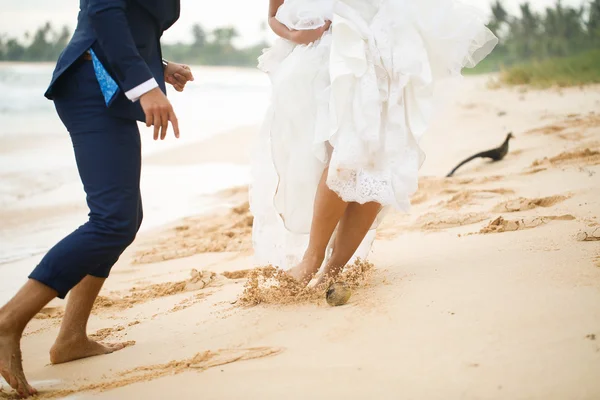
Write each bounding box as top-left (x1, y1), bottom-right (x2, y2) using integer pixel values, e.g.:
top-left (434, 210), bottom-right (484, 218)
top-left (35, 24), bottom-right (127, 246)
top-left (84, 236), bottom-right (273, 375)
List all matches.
top-left (45, 0), bottom-right (180, 121)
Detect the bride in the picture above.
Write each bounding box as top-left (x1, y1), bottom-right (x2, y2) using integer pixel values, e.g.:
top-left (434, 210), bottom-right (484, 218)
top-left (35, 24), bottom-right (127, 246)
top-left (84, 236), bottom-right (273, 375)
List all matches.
top-left (250, 0), bottom-right (498, 285)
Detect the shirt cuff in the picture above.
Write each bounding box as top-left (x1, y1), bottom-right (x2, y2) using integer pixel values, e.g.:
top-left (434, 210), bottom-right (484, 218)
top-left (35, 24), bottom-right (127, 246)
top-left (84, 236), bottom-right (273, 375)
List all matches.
top-left (125, 78), bottom-right (159, 102)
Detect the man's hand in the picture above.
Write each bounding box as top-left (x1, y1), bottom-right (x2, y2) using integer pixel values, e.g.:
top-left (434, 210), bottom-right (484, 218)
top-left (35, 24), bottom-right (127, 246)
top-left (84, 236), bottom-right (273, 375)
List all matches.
top-left (139, 87), bottom-right (179, 140)
top-left (164, 62), bottom-right (194, 92)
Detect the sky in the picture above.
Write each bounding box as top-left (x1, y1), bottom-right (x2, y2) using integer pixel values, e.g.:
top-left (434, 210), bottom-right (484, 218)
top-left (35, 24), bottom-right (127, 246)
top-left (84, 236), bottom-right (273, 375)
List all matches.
top-left (0, 0), bottom-right (589, 46)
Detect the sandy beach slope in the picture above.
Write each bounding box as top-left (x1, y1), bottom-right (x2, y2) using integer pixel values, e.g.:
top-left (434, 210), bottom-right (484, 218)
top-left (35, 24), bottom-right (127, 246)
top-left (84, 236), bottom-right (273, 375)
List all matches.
top-left (1, 76), bottom-right (599, 399)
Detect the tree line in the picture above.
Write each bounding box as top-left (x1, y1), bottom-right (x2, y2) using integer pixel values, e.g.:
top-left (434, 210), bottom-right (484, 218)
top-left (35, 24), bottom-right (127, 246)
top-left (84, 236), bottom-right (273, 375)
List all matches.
top-left (0, 22), bottom-right (265, 66)
top-left (477, 0), bottom-right (600, 71)
top-left (0, 22), bottom-right (71, 62)
top-left (160, 24), bottom-right (268, 66)
top-left (1, 1), bottom-right (599, 69)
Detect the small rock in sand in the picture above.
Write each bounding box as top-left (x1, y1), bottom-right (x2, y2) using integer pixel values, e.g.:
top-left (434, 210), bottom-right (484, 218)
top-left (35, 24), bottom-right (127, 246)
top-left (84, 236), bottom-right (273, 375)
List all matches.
top-left (326, 282), bottom-right (352, 307)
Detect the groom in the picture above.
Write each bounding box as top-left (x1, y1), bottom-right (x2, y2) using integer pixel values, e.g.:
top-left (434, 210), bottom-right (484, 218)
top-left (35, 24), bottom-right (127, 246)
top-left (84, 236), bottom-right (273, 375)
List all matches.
top-left (0, 0), bottom-right (193, 397)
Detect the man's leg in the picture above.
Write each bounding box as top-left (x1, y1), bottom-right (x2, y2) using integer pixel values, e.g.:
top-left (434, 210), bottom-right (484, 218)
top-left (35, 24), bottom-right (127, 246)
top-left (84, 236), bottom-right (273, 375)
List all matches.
top-left (0, 281), bottom-right (55, 397)
top-left (51, 195), bottom-right (143, 365)
top-left (0, 60), bottom-right (142, 396)
top-left (41, 109), bottom-right (142, 364)
top-left (49, 276), bottom-right (128, 364)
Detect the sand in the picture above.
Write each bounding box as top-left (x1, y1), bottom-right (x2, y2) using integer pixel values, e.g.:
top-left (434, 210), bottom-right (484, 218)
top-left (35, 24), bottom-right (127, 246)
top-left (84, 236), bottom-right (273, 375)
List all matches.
top-left (238, 260), bottom-right (374, 306)
top-left (1, 77), bottom-right (600, 399)
top-left (132, 200), bottom-right (253, 265)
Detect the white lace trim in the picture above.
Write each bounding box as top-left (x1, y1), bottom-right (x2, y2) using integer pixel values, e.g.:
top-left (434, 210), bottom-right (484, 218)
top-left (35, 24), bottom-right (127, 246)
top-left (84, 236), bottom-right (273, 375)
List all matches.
top-left (250, 0), bottom-right (497, 269)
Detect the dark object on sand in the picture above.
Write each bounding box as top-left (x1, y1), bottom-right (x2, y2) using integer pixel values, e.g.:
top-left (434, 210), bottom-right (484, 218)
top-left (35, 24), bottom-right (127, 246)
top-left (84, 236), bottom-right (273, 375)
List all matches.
top-left (446, 133), bottom-right (514, 177)
top-left (326, 282), bottom-right (352, 306)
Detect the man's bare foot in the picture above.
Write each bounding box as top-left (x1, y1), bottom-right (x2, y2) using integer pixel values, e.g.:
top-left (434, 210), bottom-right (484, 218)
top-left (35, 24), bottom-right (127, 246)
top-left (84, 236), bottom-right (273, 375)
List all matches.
top-left (0, 332), bottom-right (37, 398)
top-left (49, 337), bottom-right (131, 365)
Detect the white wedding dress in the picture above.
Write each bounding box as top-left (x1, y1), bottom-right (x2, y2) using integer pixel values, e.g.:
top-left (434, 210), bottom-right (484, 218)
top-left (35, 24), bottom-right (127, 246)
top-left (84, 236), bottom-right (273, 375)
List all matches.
top-left (250, 0), bottom-right (498, 270)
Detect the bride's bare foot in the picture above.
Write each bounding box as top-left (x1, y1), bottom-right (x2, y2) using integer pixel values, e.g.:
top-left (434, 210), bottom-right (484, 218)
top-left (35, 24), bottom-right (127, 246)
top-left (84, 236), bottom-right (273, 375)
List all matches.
top-left (49, 336), bottom-right (131, 365)
top-left (0, 331), bottom-right (37, 398)
top-left (314, 264), bottom-right (344, 287)
top-left (287, 256), bottom-right (323, 286)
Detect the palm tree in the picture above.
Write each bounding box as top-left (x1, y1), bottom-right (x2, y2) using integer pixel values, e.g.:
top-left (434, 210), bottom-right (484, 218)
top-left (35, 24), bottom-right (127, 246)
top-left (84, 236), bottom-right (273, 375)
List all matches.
top-left (192, 24), bottom-right (206, 48)
top-left (489, 0), bottom-right (509, 37)
top-left (587, 0), bottom-right (600, 44)
top-left (212, 27), bottom-right (239, 48)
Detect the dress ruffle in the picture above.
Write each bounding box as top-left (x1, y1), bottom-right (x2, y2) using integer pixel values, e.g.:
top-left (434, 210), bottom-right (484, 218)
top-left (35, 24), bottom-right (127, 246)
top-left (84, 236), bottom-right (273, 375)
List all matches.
top-left (251, 0), bottom-right (497, 269)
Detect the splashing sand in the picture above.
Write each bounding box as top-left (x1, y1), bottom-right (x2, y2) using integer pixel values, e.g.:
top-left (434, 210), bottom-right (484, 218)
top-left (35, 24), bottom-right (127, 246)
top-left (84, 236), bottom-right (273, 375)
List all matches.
top-left (222, 269), bottom-right (254, 279)
top-left (239, 260), bottom-right (374, 306)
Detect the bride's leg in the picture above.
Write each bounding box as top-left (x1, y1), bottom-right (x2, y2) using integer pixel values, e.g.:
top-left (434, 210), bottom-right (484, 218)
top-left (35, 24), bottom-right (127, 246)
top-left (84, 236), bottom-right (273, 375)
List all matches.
top-left (288, 167), bottom-right (348, 284)
top-left (317, 201), bottom-right (381, 284)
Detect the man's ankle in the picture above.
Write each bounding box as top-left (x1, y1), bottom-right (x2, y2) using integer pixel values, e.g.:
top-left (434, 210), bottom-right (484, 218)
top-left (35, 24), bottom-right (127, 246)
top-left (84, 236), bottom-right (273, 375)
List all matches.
top-left (54, 330), bottom-right (88, 345)
top-left (0, 312), bottom-right (21, 337)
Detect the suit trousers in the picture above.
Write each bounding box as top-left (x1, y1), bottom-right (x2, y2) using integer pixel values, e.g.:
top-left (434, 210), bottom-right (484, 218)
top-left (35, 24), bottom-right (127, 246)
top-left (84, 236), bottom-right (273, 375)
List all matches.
top-left (29, 59), bottom-right (143, 298)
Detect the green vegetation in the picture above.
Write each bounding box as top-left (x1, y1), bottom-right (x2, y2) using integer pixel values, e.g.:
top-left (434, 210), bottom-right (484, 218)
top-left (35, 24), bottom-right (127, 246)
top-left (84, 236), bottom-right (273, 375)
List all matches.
top-left (468, 0), bottom-right (600, 86)
top-left (0, 22), bottom-right (266, 66)
top-left (161, 25), bottom-right (267, 66)
top-left (0, 22), bottom-right (71, 62)
top-left (499, 49), bottom-right (600, 87)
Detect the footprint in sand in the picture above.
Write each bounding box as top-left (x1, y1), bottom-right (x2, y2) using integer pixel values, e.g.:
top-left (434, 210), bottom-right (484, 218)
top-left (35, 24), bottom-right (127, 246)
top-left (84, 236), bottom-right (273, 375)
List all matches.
top-left (492, 195), bottom-right (569, 213)
top-left (526, 113), bottom-right (600, 141)
top-left (408, 176), bottom-right (506, 208)
top-left (476, 215), bottom-right (576, 235)
top-left (576, 228), bottom-right (600, 242)
top-left (88, 326), bottom-right (138, 348)
top-left (526, 124), bottom-right (567, 136)
top-left (93, 269), bottom-right (221, 312)
top-left (34, 306), bottom-right (65, 320)
top-left (453, 176), bottom-right (504, 185)
top-left (133, 201), bottom-right (254, 265)
top-left (439, 189), bottom-right (514, 211)
top-left (43, 347), bottom-right (284, 399)
top-left (89, 326), bottom-right (126, 341)
top-left (376, 210), bottom-right (491, 239)
top-left (527, 148), bottom-right (600, 174)
top-left (415, 212), bottom-right (491, 231)
top-left (522, 166), bottom-right (549, 175)
top-left (34, 270), bottom-right (221, 320)
top-left (168, 293), bottom-right (209, 314)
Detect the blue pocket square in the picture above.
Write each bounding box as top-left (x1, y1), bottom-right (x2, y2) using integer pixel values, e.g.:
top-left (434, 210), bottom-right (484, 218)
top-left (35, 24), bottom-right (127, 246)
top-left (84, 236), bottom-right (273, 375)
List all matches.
top-left (89, 49), bottom-right (119, 106)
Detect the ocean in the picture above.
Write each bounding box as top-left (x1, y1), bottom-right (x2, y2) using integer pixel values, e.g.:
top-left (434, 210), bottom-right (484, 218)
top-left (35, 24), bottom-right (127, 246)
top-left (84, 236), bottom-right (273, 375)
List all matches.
top-left (0, 62), bottom-right (270, 303)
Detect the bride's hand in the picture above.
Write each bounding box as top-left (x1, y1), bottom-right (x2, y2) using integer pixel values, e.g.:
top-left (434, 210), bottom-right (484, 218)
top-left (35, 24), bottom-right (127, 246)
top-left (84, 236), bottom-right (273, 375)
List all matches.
top-left (289, 21), bottom-right (331, 45)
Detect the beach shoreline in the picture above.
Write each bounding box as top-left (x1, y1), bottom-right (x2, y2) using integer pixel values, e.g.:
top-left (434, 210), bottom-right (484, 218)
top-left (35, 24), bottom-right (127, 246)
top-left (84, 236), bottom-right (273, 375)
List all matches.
top-left (1, 78), bottom-right (600, 399)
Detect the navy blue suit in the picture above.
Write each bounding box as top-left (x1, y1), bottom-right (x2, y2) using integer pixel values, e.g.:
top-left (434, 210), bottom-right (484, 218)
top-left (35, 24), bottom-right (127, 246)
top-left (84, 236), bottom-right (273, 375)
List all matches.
top-left (45, 0), bottom-right (180, 121)
top-left (30, 0), bottom-right (180, 298)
